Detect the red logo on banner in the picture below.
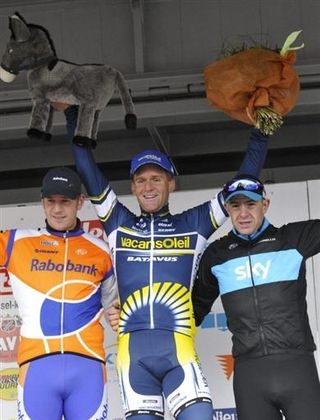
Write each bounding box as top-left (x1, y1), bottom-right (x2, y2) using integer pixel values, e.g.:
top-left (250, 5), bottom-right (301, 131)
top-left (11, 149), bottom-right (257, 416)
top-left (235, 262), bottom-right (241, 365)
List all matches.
top-left (81, 219), bottom-right (107, 241)
top-left (0, 267), bottom-right (11, 296)
top-left (0, 316), bottom-right (21, 363)
top-left (217, 354), bottom-right (234, 380)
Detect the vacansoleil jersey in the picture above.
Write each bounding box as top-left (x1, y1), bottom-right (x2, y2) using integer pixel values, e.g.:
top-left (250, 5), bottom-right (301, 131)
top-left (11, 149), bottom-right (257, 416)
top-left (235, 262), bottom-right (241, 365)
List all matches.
top-left (72, 127), bottom-right (268, 338)
top-left (92, 195), bottom-right (226, 337)
top-left (0, 222), bottom-right (116, 366)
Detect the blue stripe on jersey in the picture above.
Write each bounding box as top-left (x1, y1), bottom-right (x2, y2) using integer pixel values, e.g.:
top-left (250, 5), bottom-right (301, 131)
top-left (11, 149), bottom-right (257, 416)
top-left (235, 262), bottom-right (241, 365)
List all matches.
top-left (212, 249), bottom-right (303, 295)
top-left (4, 229), bottom-right (17, 267)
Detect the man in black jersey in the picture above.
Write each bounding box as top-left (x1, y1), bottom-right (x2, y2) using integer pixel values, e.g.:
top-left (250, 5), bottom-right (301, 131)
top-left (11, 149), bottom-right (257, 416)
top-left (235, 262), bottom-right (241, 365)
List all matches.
top-left (192, 175), bottom-right (320, 420)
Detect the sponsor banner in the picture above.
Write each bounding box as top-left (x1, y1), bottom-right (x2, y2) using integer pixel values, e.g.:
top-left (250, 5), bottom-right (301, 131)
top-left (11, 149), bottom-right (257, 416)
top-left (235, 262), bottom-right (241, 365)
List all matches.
top-left (103, 322), bottom-right (125, 418)
top-left (201, 312), bottom-right (228, 332)
top-left (0, 313), bottom-right (21, 363)
top-left (81, 219), bottom-right (106, 241)
top-left (217, 355), bottom-right (234, 381)
top-left (196, 305), bottom-right (236, 410)
top-left (0, 267), bottom-right (11, 296)
top-left (214, 408), bottom-right (237, 419)
top-left (0, 278), bottom-right (20, 418)
top-left (0, 367), bottom-right (19, 401)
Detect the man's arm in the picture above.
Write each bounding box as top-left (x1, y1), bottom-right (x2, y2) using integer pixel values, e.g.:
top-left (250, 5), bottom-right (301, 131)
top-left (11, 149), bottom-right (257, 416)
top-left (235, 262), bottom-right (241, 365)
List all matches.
top-left (66, 106), bottom-right (134, 236)
top-left (237, 128), bottom-right (268, 178)
top-left (192, 246), bottom-right (220, 326)
top-left (101, 273), bottom-right (118, 313)
top-left (106, 300), bottom-right (121, 332)
top-left (212, 128), bottom-right (268, 216)
top-left (65, 106), bottom-right (108, 197)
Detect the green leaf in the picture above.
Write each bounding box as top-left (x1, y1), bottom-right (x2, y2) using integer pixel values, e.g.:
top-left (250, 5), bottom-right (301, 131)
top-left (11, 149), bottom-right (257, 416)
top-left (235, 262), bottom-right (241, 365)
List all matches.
top-left (280, 30), bottom-right (304, 56)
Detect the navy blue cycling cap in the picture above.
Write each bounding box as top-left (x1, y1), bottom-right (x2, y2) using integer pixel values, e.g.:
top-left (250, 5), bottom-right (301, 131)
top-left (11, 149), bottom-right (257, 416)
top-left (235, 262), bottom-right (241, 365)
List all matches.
top-left (223, 174), bottom-right (265, 202)
top-left (41, 167), bottom-right (82, 199)
top-left (130, 149), bottom-right (175, 177)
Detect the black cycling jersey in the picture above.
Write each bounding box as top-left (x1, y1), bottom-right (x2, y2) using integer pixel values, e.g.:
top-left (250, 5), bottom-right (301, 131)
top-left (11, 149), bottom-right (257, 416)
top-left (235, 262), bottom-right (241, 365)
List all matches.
top-left (193, 218), bottom-right (319, 359)
top-left (193, 218), bottom-right (320, 419)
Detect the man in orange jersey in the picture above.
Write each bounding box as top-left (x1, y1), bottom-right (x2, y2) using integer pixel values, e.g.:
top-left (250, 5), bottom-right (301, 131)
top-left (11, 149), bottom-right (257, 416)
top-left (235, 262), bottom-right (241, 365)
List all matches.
top-left (0, 166), bottom-right (116, 420)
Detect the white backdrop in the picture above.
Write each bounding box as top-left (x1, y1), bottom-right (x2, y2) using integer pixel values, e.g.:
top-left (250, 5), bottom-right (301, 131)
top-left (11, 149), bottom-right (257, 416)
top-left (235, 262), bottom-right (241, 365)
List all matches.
top-left (1, 181), bottom-right (319, 420)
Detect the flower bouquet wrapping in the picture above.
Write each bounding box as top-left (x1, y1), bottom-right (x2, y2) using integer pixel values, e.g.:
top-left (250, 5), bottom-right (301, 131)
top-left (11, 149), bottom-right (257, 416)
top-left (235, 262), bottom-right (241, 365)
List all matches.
top-left (204, 31), bottom-right (304, 135)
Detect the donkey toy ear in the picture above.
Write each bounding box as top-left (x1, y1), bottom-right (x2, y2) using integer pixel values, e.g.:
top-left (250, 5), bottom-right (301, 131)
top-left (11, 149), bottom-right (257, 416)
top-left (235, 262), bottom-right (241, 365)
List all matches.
top-left (9, 12), bottom-right (31, 42)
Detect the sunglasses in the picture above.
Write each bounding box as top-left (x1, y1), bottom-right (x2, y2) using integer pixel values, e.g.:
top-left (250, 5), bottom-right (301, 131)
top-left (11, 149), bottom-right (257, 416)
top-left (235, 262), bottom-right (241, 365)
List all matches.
top-left (223, 179), bottom-right (264, 193)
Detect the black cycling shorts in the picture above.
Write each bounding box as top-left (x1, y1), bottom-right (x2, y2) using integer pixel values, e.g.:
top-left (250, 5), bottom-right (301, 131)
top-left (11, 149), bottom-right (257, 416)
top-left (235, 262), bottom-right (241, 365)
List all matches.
top-left (233, 353), bottom-right (320, 420)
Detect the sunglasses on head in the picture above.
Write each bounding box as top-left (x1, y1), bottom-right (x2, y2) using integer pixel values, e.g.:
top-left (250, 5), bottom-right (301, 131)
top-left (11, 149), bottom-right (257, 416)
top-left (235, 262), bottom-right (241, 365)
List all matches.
top-left (223, 179), bottom-right (264, 193)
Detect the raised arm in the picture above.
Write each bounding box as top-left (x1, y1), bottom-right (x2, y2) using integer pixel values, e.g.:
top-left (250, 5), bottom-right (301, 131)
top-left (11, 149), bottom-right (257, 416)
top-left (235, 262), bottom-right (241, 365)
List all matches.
top-left (237, 128), bottom-right (268, 178)
top-left (65, 106), bottom-right (109, 197)
top-left (66, 106), bottom-right (133, 236)
top-left (211, 127), bottom-right (269, 214)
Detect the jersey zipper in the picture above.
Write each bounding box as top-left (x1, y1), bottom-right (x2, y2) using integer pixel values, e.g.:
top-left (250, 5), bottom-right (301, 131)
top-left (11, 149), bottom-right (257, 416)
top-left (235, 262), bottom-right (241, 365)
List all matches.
top-left (149, 215), bottom-right (155, 329)
top-left (247, 248), bottom-right (268, 355)
top-left (60, 232), bottom-right (69, 353)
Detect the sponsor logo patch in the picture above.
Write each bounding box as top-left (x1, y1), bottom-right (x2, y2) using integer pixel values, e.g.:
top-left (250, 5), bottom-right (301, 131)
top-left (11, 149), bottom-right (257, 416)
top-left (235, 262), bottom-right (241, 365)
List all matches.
top-left (120, 236), bottom-right (191, 250)
top-left (30, 258), bottom-right (97, 275)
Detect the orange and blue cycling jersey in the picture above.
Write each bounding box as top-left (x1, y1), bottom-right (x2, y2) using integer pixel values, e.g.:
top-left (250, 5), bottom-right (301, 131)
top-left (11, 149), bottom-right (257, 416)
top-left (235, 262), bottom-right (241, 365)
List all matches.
top-left (0, 220), bottom-right (116, 366)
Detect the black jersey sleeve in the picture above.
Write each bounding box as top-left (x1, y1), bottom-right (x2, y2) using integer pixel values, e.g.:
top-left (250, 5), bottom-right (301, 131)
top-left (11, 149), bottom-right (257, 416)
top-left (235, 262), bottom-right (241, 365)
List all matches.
top-left (192, 244), bottom-right (220, 326)
top-left (280, 220), bottom-right (320, 259)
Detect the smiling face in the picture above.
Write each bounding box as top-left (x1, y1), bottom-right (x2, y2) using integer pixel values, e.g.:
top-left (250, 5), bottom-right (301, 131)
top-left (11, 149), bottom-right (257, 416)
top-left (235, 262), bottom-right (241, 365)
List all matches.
top-left (42, 194), bottom-right (85, 231)
top-left (225, 195), bottom-right (270, 235)
top-left (131, 164), bottom-right (176, 213)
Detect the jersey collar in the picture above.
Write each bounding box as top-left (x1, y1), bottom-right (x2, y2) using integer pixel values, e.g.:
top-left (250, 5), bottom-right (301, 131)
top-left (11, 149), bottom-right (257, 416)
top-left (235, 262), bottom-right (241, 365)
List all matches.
top-left (140, 204), bottom-right (170, 218)
top-left (45, 218), bottom-right (84, 237)
top-left (232, 217), bottom-right (270, 241)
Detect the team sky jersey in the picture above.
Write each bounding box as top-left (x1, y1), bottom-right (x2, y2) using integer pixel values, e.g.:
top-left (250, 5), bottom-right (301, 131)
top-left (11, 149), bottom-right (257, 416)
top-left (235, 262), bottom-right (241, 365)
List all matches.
top-left (72, 128), bottom-right (268, 338)
top-left (193, 219), bottom-right (319, 360)
top-left (0, 221), bottom-right (116, 366)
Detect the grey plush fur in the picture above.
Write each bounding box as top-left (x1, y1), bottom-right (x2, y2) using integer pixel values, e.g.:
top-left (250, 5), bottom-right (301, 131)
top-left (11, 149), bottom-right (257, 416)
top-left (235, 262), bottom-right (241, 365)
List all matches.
top-left (0, 12), bottom-right (137, 147)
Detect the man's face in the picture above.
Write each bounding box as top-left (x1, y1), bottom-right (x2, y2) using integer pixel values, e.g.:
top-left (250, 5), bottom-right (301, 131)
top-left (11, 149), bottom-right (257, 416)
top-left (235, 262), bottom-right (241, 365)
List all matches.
top-left (225, 195), bottom-right (270, 235)
top-left (42, 194), bottom-right (84, 231)
top-left (131, 165), bottom-right (175, 213)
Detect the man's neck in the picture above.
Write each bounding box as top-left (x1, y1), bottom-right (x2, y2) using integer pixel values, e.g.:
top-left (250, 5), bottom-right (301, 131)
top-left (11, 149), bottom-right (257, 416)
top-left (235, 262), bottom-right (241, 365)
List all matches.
top-left (233, 218), bottom-right (270, 241)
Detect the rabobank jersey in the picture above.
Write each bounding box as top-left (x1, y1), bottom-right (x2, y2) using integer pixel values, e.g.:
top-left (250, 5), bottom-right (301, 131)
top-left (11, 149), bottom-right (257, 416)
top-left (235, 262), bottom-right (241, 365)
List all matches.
top-left (0, 222), bottom-right (116, 366)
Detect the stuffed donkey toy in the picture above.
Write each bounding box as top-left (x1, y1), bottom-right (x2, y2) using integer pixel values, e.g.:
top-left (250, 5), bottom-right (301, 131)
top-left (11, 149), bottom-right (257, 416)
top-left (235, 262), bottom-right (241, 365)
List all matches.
top-left (0, 12), bottom-right (137, 148)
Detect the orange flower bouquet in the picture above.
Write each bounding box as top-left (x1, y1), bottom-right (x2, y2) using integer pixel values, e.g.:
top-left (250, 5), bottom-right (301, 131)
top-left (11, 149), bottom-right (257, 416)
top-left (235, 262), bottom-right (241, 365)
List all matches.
top-left (204, 31), bottom-right (304, 135)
